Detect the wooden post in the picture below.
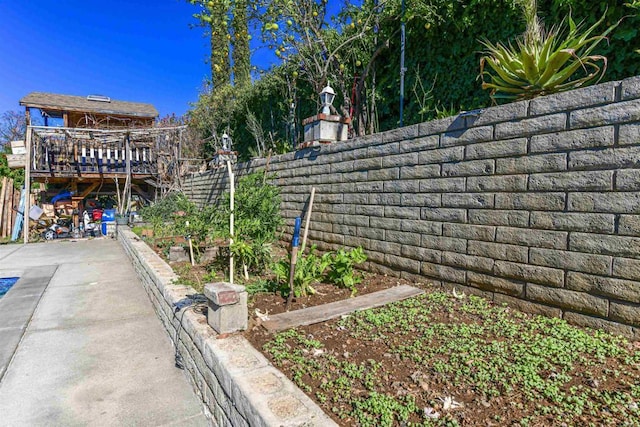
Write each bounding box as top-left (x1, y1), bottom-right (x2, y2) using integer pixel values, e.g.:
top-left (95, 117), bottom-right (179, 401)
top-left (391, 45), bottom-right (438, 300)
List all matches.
top-left (300, 187), bottom-right (316, 254)
top-left (227, 160), bottom-right (235, 285)
top-left (23, 126), bottom-right (32, 244)
top-left (0, 177), bottom-right (7, 238)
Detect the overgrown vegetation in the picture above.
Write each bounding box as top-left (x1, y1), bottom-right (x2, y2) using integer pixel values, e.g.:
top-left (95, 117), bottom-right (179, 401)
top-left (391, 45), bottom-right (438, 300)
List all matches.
top-left (187, 1), bottom-right (640, 159)
top-left (262, 292), bottom-right (640, 426)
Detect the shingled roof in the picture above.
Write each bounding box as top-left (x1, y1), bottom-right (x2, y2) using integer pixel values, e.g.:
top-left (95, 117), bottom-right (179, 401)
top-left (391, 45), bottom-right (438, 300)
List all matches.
top-left (20, 92), bottom-right (158, 118)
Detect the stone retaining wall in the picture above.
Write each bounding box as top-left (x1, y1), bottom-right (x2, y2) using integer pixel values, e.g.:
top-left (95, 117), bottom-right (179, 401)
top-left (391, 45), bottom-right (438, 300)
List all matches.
top-left (117, 227), bottom-right (337, 426)
top-left (183, 76), bottom-right (640, 339)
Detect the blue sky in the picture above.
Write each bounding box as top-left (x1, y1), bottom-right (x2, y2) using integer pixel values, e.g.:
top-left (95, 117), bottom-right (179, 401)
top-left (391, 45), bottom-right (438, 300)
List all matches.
top-left (0, 1), bottom-right (221, 117)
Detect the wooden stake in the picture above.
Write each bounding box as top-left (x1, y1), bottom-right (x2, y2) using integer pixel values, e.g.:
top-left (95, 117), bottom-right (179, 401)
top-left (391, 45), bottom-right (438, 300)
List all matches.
top-left (300, 187), bottom-right (316, 254)
top-left (24, 126), bottom-right (32, 243)
top-left (188, 236), bottom-right (195, 266)
top-left (286, 217), bottom-right (302, 311)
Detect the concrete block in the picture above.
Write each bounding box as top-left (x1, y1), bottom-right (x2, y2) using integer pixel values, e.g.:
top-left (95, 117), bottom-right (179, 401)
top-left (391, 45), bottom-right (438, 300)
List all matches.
top-left (567, 272), bottom-right (640, 304)
top-left (401, 245), bottom-right (442, 263)
top-left (616, 169), bottom-right (640, 191)
top-left (467, 175), bottom-right (527, 192)
top-left (368, 167), bottom-right (400, 181)
top-left (467, 241), bottom-right (528, 263)
top-left (385, 230), bottom-right (421, 246)
top-left (401, 193), bottom-right (441, 207)
top-left (399, 164), bottom-right (440, 179)
top-left (370, 217), bottom-right (401, 231)
top-left (169, 246), bottom-right (190, 263)
top-left (496, 153), bottom-right (567, 175)
top-left (421, 261), bottom-right (466, 283)
top-left (467, 272), bottom-right (525, 297)
top-left (618, 123), bottom-right (640, 146)
top-left (526, 284), bottom-right (608, 316)
top-left (530, 126), bottom-right (614, 153)
top-left (528, 171), bottom-right (613, 191)
top-left (570, 99), bottom-right (640, 128)
top-left (442, 159), bottom-right (495, 177)
top-left (530, 212), bottom-right (615, 233)
top-left (342, 147), bottom-right (368, 161)
top-left (418, 115), bottom-right (465, 136)
top-left (619, 215), bottom-right (640, 236)
top-left (494, 260), bottom-right (564, 287)
top-left (442, 251), bottom-right (494, 273)
top-left (354, 157), bottom-right (382, 171)
top-left (495, 192), bottom-right (565, 211)
top-left (382, 153), bottom-right (419, 168)
top-left (343, 215), bottom-right (369, 227)
top-left (568, 192), bottom-right (640, 214)
top-left (399, 135), bottom-right (439, 153)
top-left (440, 126), bottom-right (494, 147)
top-left (421, 207), bottom-right (467, 223)
top-left (469, 209), bottom-right (529, 227)
top-left (357, 227), bottom-right (385, 240)
top-left (570, 232), bottom-right (640, 259)
top-left (385, 254), bottom-right (421, 273)
top-left (333, 224), bottom-right (357, 236)
top-left (464, 138), bottom-right (527, 160)
top-left (442, 193), bottom-right (494, 209)
top-left (419, 177), bottom-right (465, 192)
top-left (569, 146), bottom-right (640, 170)
top-left (381, 124), bottom-right (419, 142)
top-left (494, 293), bottom-right (562, 318)
top-left (443, 223), bottom-right (496, 241)
top-left (369, 193), bottom-right (401, 205)
top-left (613, 257), bottom-right (640, 281)
top-left (330, 160), bottom-right (354, 173)
top-left (419, 146), bottom-right (464, 164)
top-left (563, 311), bottom-right (634, 338)
top-left (622, 75), bottom-right (640, 100)
top-left (609, 302), bottom-right (640, 326)
top-left (340, 170), bottom-right (367, 183)
top-left (385, 206), bottom-right (420, 219)
top-left (354, 181), bottom-right (383, 193)
top-left (467, 100), bottom-right (529, 127)
top-left (529, 81), bottom-right (616, 115)
top-left (368, 142), bottom-right (399, 157)
top-left (529, 248), bottom-right (612, 275)
top-left (383, 180), bottom-right (420, 193)
top-left (368, 240), bottom-right (401, 255)
top-left (496, 226), bottom-right (567, 250)
top-left (401, 219), bottom-right (442, 235)
top-left (421, 235), bottom-right (466, 253)
top-left (495, 113), bottom-right (566, 139)
top-left (205, 283), bottom-right (248, 334)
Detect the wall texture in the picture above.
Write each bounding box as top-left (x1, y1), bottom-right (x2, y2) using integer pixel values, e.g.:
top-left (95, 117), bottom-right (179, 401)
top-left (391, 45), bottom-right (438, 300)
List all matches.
top-left (183, 76), bottom-right (640, 339)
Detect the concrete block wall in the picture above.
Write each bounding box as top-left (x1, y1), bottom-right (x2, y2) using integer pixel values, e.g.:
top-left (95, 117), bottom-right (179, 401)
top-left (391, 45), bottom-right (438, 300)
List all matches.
top-left (183, 76), bottom-right (640, 339)
top-left (118, 227), bottom-right (336, 426)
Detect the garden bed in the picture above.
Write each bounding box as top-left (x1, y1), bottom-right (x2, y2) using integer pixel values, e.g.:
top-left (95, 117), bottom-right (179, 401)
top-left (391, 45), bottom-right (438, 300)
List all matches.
top-left (246, 289), bottom-right (640, 426)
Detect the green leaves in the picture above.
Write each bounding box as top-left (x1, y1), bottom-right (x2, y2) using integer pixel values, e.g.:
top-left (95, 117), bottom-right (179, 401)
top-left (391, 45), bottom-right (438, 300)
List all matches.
top-left (480, 4), bottom-right (619, 101)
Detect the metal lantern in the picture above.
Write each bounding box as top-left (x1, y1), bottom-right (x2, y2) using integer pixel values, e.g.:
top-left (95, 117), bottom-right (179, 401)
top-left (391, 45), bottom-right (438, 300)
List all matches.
top-left (319, 84), bottom-right (335, 115)
top-left (222, 132), bottom-right (231, 151)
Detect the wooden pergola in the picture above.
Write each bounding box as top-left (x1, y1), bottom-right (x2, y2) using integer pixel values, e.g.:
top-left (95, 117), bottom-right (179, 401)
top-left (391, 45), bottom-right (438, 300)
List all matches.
top-left (18, 92), bottom-right (185, 243)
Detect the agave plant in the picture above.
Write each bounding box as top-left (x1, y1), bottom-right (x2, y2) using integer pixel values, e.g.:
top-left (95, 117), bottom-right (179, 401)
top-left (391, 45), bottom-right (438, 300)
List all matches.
top-left (480, 0), bottom-right (619, 102)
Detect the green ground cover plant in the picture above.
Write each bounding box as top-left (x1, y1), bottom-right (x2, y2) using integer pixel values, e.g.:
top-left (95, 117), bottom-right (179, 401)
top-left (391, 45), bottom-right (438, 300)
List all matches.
top-left (259, 291), bottom-right (640, 426)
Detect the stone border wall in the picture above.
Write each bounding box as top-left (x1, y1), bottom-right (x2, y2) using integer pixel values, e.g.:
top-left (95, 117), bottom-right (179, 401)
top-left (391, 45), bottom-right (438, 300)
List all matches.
top-left (117, 227), bottom-right (337, 427)
top-left (183, 77), bottom-right (640, 339)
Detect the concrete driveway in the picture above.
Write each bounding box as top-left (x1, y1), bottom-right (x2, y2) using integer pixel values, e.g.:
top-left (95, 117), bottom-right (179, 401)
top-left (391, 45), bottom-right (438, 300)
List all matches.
top-left (0, 239), bottom-right (208, 426)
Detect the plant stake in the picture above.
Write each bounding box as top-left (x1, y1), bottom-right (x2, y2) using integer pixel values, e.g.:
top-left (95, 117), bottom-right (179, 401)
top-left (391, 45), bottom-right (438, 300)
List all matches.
top-left (286, 217), bottom-right (302, 311)
top-left (300, 187), bottom-right (315, 254)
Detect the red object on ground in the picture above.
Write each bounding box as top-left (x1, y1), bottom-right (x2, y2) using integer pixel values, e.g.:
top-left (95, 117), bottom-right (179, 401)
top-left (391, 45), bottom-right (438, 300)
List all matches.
top-left (92, 209), bottom-right (103, 221)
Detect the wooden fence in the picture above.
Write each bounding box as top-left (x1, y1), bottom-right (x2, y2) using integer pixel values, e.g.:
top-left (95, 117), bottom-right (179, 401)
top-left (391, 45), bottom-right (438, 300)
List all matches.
top-left (0, 177), bottom-right (19, 239)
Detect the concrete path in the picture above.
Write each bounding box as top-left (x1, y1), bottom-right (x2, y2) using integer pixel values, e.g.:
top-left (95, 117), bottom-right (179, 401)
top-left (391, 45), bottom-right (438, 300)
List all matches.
top-left (0, 239), bottom-right (209, 426)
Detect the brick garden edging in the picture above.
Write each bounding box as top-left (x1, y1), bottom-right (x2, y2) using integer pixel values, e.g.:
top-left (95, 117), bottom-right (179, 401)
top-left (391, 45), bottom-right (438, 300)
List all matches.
top-left (118, 226), bottom-right (336, 427)
top-left (184, 76), bottom-right (640, 340)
